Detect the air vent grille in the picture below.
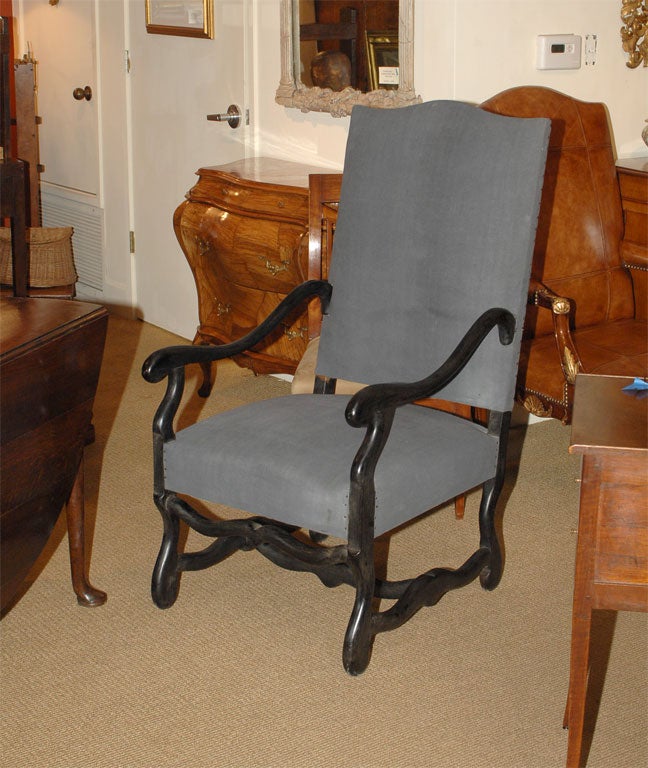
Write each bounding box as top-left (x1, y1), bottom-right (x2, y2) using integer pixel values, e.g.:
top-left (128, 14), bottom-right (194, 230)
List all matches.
top-left (41, 191), bottom-right (104, 291)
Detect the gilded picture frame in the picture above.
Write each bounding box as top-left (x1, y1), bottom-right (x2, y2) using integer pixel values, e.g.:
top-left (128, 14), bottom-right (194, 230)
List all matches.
top-left (145, 0), bottom-right (214, 39)
top-left (366, 32), bottom-right (400, 91)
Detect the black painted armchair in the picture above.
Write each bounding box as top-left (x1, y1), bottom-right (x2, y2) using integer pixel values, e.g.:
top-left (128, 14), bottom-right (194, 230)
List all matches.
top-left (142, 101), bottom-right (549, 675)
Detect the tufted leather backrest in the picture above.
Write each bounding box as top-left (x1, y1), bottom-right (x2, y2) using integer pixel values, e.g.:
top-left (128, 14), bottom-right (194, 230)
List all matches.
top-left (480, 86), bottom-right (634, 338)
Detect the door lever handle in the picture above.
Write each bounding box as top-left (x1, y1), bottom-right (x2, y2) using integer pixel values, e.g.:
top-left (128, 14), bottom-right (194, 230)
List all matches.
top-left (206, 104), bottom-right (241, 129)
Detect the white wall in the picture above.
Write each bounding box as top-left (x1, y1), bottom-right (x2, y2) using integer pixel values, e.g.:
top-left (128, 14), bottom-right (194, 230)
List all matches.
top-left (15, 1), bottom-right (648, 339)
top-left (418, 0), bottom-right (645, 159)
top-left (106, 0), bottom-right (648, 338)
top-left (255, 0), bottom-right (647, 168)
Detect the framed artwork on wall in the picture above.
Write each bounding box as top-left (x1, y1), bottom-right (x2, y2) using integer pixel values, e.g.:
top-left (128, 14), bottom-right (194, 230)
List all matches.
top-left (145, 0), bottom-right (214, 39)
top-left (366, 32), bottom-right (399, 91)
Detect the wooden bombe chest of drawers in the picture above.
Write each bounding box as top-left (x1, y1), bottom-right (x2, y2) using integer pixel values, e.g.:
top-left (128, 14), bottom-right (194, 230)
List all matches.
top-left (174, 158), bottom-right (333, 393)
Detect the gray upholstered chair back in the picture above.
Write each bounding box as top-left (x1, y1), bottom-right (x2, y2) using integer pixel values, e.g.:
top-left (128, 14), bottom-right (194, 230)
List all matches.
top-left (316, 101), bottom-right (549, 412)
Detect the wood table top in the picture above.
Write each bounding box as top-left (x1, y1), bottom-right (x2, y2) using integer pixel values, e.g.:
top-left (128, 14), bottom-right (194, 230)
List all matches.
top-left (198, 157), bottom-right (339, 189)
top-left (570, 373), bottom-right (647, 455)
top-left (0, 297), bottom-right (106, 360)
top-left (616, 156), bottom-right (648, 176)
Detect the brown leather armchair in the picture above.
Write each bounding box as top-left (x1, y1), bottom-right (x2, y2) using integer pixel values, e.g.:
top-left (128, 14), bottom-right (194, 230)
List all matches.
top-left (481, 86), bottom-right (647, 422)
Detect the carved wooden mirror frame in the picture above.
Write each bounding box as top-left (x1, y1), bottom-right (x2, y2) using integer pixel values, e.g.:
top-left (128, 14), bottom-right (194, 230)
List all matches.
top-left (620, 0), bottom-right (648, 68)
top-left (276, 0), bottom-right (420, 117)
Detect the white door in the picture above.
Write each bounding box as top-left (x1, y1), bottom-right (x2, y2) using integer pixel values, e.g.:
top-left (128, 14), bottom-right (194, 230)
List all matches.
top-left (20, 0), bottom-right (98, 194)
top-left (130, 0), bottom-right (251, 338)
top-left (17, 0), bottom-right (133, 306)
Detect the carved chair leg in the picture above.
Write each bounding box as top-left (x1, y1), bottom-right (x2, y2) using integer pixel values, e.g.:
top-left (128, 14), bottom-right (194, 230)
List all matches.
top-left (152, 493), bottom-right (182, 608)
top-left (478, 477), bottom-right (503, 591)
top-left (343, 547), bottom-right (376, 676)
top-left (66, 454), bottom-right (107, 607)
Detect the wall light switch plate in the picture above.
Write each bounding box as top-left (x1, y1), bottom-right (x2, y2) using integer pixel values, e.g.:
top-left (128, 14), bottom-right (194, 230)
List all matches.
top-left (585, 34), bottom-right (598, 66)
top-left (536, 34), bottom-right (581, 69)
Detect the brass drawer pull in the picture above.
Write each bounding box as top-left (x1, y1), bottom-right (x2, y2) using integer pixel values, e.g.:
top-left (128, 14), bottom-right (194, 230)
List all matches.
top-left (195, 237), bottom-right (209, 255)
top-left (260, 255), bottom-right (290, 276)
top-left (283, 324), bottom-right (308, 341)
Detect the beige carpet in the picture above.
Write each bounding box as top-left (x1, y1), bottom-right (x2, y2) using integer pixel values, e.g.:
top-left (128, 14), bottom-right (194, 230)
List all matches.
top-left (1, 314), bottom-right (646, 768)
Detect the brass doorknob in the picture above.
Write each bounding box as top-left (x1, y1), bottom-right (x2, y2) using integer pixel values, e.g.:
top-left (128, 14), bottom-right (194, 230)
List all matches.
top-left (73, 86), bottom-right (92, 101)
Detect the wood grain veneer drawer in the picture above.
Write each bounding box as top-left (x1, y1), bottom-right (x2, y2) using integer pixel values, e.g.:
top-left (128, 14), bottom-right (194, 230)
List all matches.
top-left (188, 176), bottom-right (308, 223)
top-left (178, 204), bottom-right (308, 295)
top-left (593, 454), bottom-right (648, 586)
top-left (201, 281), bottom-right (309, 365)
top-left (618, 167), bottom-right (648, 205)
top-left (617, 163), bottom-right (648, 248)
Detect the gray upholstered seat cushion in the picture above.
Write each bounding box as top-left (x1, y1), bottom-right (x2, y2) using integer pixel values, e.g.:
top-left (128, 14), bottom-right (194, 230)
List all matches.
top-left (164, 394), bottom-right (499, 539)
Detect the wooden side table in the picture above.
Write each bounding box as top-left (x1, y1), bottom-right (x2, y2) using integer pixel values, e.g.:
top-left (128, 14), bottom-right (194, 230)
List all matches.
top-left (565, 373), bottom-right (648, 767)
top-left (0, 297), bottom-right (108, 613)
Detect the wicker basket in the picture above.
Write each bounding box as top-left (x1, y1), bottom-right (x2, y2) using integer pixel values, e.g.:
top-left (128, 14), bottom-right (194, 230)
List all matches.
top-left (0, 226), bottom-right (77, 287)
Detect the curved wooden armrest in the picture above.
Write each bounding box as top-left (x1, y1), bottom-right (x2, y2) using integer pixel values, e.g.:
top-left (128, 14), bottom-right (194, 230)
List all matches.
top-left (146, 280), bottom-right (332, 443)
top-left (530, 280), bottom-right (572, 315)
top-left (346, 308), bottom-right (515, 427)
top-left (528, 280), bottom-right (582, 385)
top-left (143, 280), bottom-right (332, 382)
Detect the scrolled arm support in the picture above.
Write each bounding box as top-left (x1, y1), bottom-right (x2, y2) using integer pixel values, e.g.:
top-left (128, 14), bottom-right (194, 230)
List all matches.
top-left (153, 367), bottom-right (185, 442)
top-left (345, 307), bottom-right (515, 428)
top-left (142, 280), bottom-right (332, 383)
top-left (145, 280), bottom-right (331, 449)
top-left (532, 280), bottom-right (572, 316)
top-left (530, 280), bottom-right (582, 385)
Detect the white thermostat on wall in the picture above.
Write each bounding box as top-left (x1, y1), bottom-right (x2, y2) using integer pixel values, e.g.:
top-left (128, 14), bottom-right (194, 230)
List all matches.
top-left (536, 34), bottom-right (582, 70)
